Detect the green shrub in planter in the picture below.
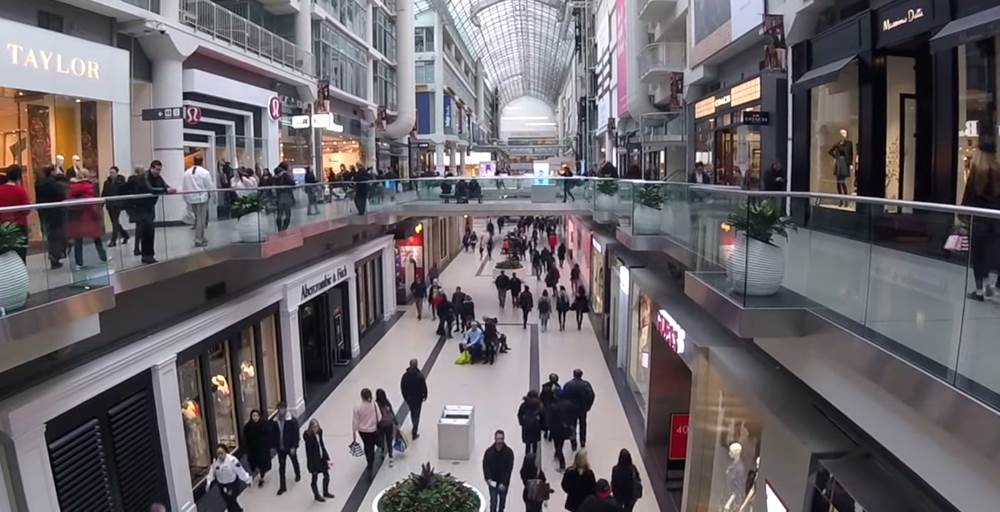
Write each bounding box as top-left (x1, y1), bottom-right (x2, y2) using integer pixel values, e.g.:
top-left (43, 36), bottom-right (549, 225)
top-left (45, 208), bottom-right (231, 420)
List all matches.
top-left (596, 180), bottom-right (619, 196)
top-left (636, 184), bottom-right (663, 210)
top-left (725, 199), bottom-right (796, 245)
top-left (381, 463), bottom-right (480, 512)
top-left (231, 196), bottom-right (261, 219)
top-left (0, 222), bottom-right (27, 255)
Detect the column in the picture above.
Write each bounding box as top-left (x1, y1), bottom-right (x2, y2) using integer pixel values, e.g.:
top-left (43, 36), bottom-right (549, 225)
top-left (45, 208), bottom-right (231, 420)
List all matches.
top-left (279, 307), bottom-right (307, 416)
top-left (295, 0), bottom-right (312, 50)
top-left (435, 144), bottom-right (445, 175)
top-left (151, 56), bottom-right (185, 189)
top-left (152, 357), bottom-right (197, 512)
top-left (459, 147), bottom-right (466, 175)
top-left (449, 147), bottom-right (457, 172)
top-left (11, 425), bottom-right (59, 511)
top-left (347, 276), bottom-right (362, 357)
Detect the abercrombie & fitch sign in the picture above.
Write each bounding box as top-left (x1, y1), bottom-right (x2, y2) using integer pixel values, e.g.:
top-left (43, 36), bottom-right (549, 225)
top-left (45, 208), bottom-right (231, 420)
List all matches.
top-left (300, 265), bottom-right (349, 301)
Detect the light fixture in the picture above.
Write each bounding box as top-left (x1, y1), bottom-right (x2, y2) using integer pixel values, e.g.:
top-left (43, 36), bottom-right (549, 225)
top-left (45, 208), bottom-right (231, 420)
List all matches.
top-left (74, 99), bottom-right (81, 103)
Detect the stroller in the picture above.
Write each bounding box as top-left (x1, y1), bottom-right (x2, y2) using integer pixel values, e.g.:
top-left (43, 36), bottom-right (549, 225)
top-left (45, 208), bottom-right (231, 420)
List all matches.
top-left (482, 317), bottom-right (511, 365)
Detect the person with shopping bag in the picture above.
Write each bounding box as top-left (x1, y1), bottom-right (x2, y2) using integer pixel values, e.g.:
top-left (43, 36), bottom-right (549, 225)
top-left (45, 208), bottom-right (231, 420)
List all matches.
top-left (303, 419), bottom-right (335, 502)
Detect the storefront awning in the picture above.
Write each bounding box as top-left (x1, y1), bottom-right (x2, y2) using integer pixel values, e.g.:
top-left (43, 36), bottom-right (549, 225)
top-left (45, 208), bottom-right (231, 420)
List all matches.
top-left (930, 5), bottom-right (1000, 52)
top-left (791, 56), bottom-right (856, 94)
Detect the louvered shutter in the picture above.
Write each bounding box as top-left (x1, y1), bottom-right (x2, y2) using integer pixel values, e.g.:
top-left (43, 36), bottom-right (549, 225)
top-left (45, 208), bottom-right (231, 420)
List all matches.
top-left (108, 392), bottom-right (160, 511)
top-left (48, 419), bottom-right (115, 512)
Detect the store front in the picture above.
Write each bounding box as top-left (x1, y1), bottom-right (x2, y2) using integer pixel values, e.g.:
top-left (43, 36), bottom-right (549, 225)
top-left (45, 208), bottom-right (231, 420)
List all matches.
top-left (176, 306), bottom-right (284, 491)
top-left (297, 271), bottom-right (352, 403)
top-left (355, 251), bottom-right (386, 337)
top-left (790, 0), bottom-right (957, 207)
top-left (691, 74), bottom-right (787, 188)
top-left (395, 224), bottom-right (425, 304)
top-left (589, 234), bottom-right (612, 342)
top-left (0, 17), bottom-right (130, 198)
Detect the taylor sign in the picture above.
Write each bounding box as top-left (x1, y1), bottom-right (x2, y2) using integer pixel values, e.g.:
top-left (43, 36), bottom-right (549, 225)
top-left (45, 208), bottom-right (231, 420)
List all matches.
top-left (6, 43), bottom-right (100, 79)
top-left (656, 309), bottom-right (686, 355)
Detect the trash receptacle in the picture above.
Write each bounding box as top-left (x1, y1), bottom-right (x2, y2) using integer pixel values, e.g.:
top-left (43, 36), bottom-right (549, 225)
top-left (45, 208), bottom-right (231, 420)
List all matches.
top-left (438, 405), bottom-right (474, 460)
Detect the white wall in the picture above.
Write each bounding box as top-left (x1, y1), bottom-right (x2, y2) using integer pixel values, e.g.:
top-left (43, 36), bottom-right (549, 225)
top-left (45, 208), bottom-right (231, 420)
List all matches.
top-left (500, 96), bottom-right (558, 140)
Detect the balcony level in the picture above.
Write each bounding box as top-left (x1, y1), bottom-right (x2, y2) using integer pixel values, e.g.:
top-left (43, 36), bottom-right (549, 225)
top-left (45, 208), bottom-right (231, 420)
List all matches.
top-left (639, 0), bottom-right (677, 22)
top-left (639, 42), bottom-right (685, 83)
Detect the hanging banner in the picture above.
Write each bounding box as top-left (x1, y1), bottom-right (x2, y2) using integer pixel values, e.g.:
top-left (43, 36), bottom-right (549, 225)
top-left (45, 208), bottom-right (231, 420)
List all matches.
top-left (615, 0), bottom-right (628, 117)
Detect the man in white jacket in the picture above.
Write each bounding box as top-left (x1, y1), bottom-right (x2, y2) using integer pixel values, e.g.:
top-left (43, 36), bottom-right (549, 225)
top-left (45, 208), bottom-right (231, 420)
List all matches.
top-left (183, 156), bottom-right (214, 247)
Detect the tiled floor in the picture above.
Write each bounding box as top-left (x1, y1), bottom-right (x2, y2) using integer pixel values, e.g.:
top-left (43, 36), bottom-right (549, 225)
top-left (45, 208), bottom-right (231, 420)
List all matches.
top-left (233, 221), bottom-right (661, 512)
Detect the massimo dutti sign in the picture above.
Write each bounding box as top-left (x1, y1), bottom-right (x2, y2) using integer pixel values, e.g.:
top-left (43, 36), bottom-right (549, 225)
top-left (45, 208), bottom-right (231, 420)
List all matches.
top-left (0, 18), bottom-right (129, 103)
top-left (875, 0), bottom-right (940, 47)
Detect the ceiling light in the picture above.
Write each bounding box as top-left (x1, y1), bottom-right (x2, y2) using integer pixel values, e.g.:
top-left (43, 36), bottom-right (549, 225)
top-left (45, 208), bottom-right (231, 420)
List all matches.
top-left (525, 122), bottom-right (556, 126)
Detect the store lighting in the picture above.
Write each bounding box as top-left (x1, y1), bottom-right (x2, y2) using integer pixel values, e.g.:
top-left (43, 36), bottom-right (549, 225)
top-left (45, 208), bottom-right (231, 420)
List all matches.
top-left (619, 265), bottom-right (630, 293)
top-left (415, 223), bottom-right (423, 233)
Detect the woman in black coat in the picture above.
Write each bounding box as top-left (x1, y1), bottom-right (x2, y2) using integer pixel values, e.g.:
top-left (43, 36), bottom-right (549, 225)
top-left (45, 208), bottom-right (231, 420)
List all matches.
top-left (242, 410), bottom-right (273, 486)
top-left (572, 287), bottom-right (589, 330)
top-left (517, 390), bottom-right (544, 456)
top-left (611, 448), bottom-right (641, 512)
top-left (561, 449), bottom-right (596, 511)
top-left (303, 419), bottom-right (334, 502)
top-left (520, 453), bottom-right (550, 512)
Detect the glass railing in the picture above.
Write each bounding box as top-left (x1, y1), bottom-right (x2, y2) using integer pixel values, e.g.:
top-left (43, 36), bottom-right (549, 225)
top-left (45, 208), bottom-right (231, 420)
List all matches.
top-left (179, 0), bottom-right (313, 76)
top-left (639, 42), bottom-right (686, 76)
top-left (639, 112), bottom-right (685, 141)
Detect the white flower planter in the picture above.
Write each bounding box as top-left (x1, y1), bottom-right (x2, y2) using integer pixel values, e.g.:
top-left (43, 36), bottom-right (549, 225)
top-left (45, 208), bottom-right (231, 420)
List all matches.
top-left (0, 251), bottom-right (29, 311)
top-left (595, 192), bottom-right (616, 212)
top-left (725, 234), bottom-right (786, 296)
top-left (237, 212), bottom-right (264, 242)
top-left (633, 204), bottom-right (662, 234)
top-left (372, 482), bottom-right (486, 512)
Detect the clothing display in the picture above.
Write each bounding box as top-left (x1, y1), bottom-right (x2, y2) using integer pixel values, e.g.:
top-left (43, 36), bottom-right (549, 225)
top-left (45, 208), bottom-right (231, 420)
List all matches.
top-left (829, 139), bottom-right (854, 179)
top-left (724, 457), bottom-right (747, 511)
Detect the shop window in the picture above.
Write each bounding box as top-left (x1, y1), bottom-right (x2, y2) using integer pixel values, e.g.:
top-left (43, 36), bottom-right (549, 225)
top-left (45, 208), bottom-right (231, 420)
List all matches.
top-left (885, 56), bottom-right (916, 204)
top-left (415, 26), bottom-right (435, 52)
top-left (590, 243), bottom-right (606, 313)
top-left (236, 326), bottom-right (261, 424)
top-left (178, 359), bottom-right (211, 484)
top-left (260, 315), bottom-right (283, 416)
top-left (957, 37), bottom-right (1000, 205)
top-left (207, 343), bottom-right (239, 451)
top-left (38, 11), bottom-right (64, 32)
top-left (628, 292), bottom-right (652, 415)
top-left (810, 62), bottom-right (859, 210)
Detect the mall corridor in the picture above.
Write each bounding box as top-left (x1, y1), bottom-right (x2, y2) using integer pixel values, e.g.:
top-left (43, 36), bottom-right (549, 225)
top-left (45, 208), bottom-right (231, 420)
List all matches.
top-left (236, 221), bottom-right (663, 512)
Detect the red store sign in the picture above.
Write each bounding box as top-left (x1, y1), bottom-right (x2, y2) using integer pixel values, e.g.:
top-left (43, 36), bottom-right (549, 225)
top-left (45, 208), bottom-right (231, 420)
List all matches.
top-left (656, 309), bottom-right (686, 355)
top-left (668, 413), bottom-right (689, 460)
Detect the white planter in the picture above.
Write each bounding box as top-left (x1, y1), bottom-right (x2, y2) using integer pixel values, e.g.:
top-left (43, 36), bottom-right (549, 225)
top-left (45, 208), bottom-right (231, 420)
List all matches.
top-left (633, 204), bottom-right (662, 234)
top-left (725, 234), bottom-right (785, 296)
top-left (0, 251), bottom-right (29, 312)
top-left (373, 482), bottom-right (486, 512)
top-left (237, 212), bottom-right (265, 242)
top-left (661, 201), bottom-right (691, 242)
top-left (595, 192), bottom-right (616, 212)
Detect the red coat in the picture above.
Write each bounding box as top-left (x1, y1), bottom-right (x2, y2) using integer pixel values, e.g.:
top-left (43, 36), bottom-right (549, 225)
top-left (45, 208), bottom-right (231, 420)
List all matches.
top-left (548, 234), bottom-right (558, 250)
top-left (67, 180), bottom-right (104, 240)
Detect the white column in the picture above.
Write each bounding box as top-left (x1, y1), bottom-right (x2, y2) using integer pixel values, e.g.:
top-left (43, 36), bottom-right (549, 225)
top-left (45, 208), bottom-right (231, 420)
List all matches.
top-left (459, 148), bottom-right (466, 175)
top-left (295, 0), bottom-right (312, 49)
top-left (448, 148), bottom-right (456, 171)
top-left (12, 425), bottom-right (59, 511)
top-left (151, 356), bottom-right (197, 512)
top-left (435, 144), bottom-right (445, 175)
top-left (382, 241), bottom-right (396, 321)
top-left (347, 275), bottom-right (361, 357)
top-left (151, 57), bottom-right (186, 191)
top-left (279, 307), bottom-right (307, 416)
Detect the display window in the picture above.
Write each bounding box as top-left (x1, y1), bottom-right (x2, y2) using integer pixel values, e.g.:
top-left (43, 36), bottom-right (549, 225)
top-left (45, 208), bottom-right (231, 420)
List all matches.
top-left (356, 252), bottom-right (385, 336)
top-left (809, 62), bottom-right (860, 210)
top-left (177, 308), bottom-right (283, 489)
top-left (627, 289), bottom-right (652, 416)
top-left (590, 238), bottom-right (606, 313)
top-left (957, 36), bottom-right (1000, 205)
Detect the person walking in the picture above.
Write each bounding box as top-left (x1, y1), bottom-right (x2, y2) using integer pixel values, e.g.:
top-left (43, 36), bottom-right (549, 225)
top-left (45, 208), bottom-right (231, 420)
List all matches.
top-left (67, 170), bottom-right (109, 269)
top-left (559, 165), bottom-right (576, 202)
top-left (963, 140), bottom-right (1000, 301)
top-left (517, 390), bottom-right (544, 456)
top-left (557, 242), bottom-right (567, 268)
top-left (231, 167), bottom-right (258, 198)
top-left (353, 166), bottom-right (371, 215)
top-left (561, 450), bottom-right (597, 512)
top-left (578, 479), bottom-right (623, 512)
top-left (611, 449), bottom-right (642, 512)
top-left (400, 358), bottom-right (428, 439)
top-left (35, 164), bottom-right (68, 268)
top-left (548, 231), bottom-right (558, 253)
top-left (183, 156), bottom-right (213, 248)
top-left (302, 419), bottom-right (335, 502)
top-left (101, 166), bottom-right (129, 248)
top-left (556, 286), bottom-right (571, 331)
top-left (537, 290), bottom-right (552, 332)
top-left (273, 162), bottom-right (296, 231)
top-left (437, 294), bottom-right (455, 339)
top-left (410, 276), bottom-right (428, 319)
top-left (539, 374), bottom-right (561, 441)
top-left (352, 388), bottom-right (382, 478)
top-left (572, 287), bottom-right (590, 330)
top-left (497, 216), bottom-right (506, 234)
top-left (271, 402), bottom-right (301, 495)
top-left (521, 453), bottom-right (551, 512)
top-left (430, 284), bottom-right (443, 321)
top-left (304, 167), bottom-right (321, 215)
top-left (545, 265), bottom-right (560, 297)
top-left (375, 388), bottom-right (399, 468)
top-left (243, 410), bottom-right (274, 487)
top-left (207, 445), bottom-right (252, 511)
top-left (483, 429), bottom-right (515, 512)
top-left (518, 287), bottom-right (534, 329)
top-left (0, 165), bottom-right (31, 262)
top-left (562, 369), bottom-right (595, 450)
top-left (550, 393), bottom-right (575, 471)
top-left (486, 236), bottom-right (495, 260)
top-left (570, 264), bottom-right (582, 291)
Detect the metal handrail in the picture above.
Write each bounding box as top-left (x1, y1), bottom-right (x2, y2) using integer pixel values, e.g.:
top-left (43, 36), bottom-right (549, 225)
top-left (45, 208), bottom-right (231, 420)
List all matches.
top-left (639, 42), bottom-right (686, 73)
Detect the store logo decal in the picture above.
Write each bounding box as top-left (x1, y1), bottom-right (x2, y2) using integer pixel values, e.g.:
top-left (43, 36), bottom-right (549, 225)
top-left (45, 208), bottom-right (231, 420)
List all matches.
top-left (656, 309), bottom-right (686, 355)
top-left (302, 274), bottom-right (334, 300)
top-left (6, 43), bottom-right (100, 79)
top-left (882, 8), bottom-right (924, 32)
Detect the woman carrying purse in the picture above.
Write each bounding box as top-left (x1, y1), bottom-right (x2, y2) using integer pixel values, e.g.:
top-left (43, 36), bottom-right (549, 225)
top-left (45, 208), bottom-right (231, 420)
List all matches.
top-left (304, 419), bottom-right (335, 502)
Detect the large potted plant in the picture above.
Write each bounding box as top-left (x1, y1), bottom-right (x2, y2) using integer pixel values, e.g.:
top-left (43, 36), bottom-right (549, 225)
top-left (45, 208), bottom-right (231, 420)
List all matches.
top-left (0, 222), bottom-right (29, 311)
top-left (724, 200), bottom-right (795, 296)
top-left (375, 462), bottom-right (484, 512)
top-left (232, 195), bottom-right (265, 242)
top-left (633, 184), bottom-right (662, 234)
top-left (595, 180), bottom-right (618, 212)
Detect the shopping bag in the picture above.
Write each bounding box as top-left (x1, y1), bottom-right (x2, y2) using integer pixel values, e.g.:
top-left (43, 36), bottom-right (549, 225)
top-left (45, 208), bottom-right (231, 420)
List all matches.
top-left (944, 234), bottom-right (969, 252)
top-left (393, 431), bottom-right (408, 454)
top-left (181, 205), bottom-right (195, 225)
top-left (348, 441), bottom-right (364, 457)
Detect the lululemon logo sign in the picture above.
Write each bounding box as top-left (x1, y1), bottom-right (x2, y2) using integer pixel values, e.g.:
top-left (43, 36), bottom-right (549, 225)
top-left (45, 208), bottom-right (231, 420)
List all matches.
top-left (184, 106), bottom-right (202, 125)
top-left (268, 97), bottom-right (282, 120)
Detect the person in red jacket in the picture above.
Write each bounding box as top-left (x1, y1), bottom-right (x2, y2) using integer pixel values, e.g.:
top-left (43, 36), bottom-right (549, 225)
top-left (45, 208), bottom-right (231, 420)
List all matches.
top-left (547, 232), bottom-right (558, 253)
top-left (0, 165), bottom-right (31, 261)
top-left (66, 169), bottom-right (108, 269)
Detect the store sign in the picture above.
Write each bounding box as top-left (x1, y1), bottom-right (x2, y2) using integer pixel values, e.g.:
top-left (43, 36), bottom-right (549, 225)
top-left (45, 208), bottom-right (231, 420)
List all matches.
top-left (695, 77), bottom-right (762, 119)
top-left (741, 111), bottom-right (770, 126)
top-left (656, 309), bottom-right (686, 355)
top-left (882, 7), bottom-right (924, 32)
top-left (291, 113), bottom-right (344, 132)
top-left (714, 95), bottom-right (732, 108)
top-left (668, 413), bottom-right (689, 460)
top-left (300, 265), bottom-right (349, 301)
top-left (268, 96), bottom-right (282, 120)
top-left (876, 0), bottom-right (934, 45)
top-left (183, 106), bottom-right (203, 125)
top-left (0, 18), bottom-right (129, 103)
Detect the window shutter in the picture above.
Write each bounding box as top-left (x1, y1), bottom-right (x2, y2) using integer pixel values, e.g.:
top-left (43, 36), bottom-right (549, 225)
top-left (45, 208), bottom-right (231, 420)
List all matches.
top-left (48, 419), bottom-right (115, 512)
top-left (108, 392), bottom-right (160, 511)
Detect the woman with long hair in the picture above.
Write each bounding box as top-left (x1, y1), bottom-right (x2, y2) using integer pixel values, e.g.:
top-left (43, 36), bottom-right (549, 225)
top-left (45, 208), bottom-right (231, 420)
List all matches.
top-left (303, 419), bottom-right (334, 502)
top-left (242, 410), bottom-right (273, 487)
top-left (520, 453), bottom-right (550, 512)
top-left (352, 387), bottom-right (382, 477)
top-left (963, 141), bottom-right (1000, 301)
top-left (560, 449), bottom-right (596, 511)
top-left (374, 388), bottom-right (398, 467)
top-left (611, 448), bottom-right (642, 511)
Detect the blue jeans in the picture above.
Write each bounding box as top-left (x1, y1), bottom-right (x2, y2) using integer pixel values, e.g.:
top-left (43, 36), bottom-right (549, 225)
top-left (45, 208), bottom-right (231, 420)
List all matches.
top-left (489, 484), bottom-right (508, 512)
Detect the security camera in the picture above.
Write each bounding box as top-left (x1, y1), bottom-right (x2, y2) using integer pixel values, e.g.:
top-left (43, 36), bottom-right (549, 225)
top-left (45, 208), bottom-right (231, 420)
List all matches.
top-left (155, 22), bottom-right (166, 34)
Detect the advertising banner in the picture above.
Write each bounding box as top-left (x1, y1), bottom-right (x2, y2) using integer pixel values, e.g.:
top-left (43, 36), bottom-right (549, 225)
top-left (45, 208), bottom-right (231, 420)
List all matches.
top-left (690, 0), bottom-right (765, 65)
top-left (615, 0), bottom-right (628, 117)
top-left (668, 413), bottom-right (690, 460)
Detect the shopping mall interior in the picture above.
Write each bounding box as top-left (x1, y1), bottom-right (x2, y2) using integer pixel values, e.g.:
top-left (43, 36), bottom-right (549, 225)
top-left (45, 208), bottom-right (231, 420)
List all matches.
top-left (1, 0), bottom-right (1000, 511)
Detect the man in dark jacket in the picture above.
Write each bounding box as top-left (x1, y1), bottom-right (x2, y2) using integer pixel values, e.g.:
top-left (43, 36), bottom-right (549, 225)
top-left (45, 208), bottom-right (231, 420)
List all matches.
top-left (400, 359), bottom-right (428, 439)
top-left (494, 271), bottom-right (510, 308)
top-left (101, 166), bottom-right (130, 247)
top-left (518, 288), bottom-right (534, 329)
top-left (353, 166), bottom-right (371, 215)
top-left (270, 401), bottom-right (301, 495)
top-left (762, 161), bottom-right (787, 191)
top-left (35, 165), bottom-right (68, 268)
top-left (549, 394), bottom-right (576, 471)
top-left (482, 430), bottom-right (515, 512)
top-left (508, 272), bottom-right (522, 305)
top-left (539, 373), bottom-right (561, 440)
top-left (562, 369), bottom-right (595, 449)
top-left (131, 161), bottom-right (174, 264)
top-left (410, 277), bottom-right (428, 319)
top-left (578, 479), bottom-right (624, 512)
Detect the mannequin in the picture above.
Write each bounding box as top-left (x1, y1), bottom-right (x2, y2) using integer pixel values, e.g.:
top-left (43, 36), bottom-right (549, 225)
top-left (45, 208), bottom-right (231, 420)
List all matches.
top-left (737, 456), bottom-right (760, 512)
top-left (54, 154), bottom-right (66, 175)
top-left (70, 154), bottom-right (84, 179)
top-left (723, 442), bottom-right (747, 511)
top-left (828, 129), bottom-right (853, 204)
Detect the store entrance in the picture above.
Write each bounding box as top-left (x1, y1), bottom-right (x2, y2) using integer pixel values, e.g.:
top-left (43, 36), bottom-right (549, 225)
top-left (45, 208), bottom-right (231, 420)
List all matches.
top-left (299, 282), bottom-right (351, 403)
top-left (714, 129), bottom-right (736, 185)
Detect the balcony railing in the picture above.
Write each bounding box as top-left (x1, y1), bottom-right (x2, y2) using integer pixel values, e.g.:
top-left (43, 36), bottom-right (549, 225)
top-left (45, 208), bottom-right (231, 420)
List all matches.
top-left (179, 0), bottom-right (313, 76)
top-left (639, 42), bottom-right (686, 79)
top-left (639, 112), bottom-right (685, 142)
top-left (122, 0), bottom-right (158, 11)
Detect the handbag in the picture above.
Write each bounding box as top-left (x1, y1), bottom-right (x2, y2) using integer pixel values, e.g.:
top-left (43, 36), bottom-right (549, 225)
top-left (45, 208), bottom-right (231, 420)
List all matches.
top-left (525, 468), bottom-right (552, 502)
top-left (348, 441), bottom-right (364, 457)
top-left (632, 467), bottom-right (643, 499)
top-left (944, 224), bottom-right (969, 252)
top-left (393, 431), bottom-right (408, 454)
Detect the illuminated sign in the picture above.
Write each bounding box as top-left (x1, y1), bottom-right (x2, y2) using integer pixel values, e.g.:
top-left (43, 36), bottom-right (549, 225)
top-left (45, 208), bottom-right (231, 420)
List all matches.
top-left (291, 113), bottom-right (344, 132)
top-left (618, 265), bottom-right (630, 293)
top-left (694, 77), bottom-right (762, 119)
top-left (882, 8), bottom-right (924, 32)
top-left (714, 95), bottom-right (732, 108)
top-left (695, 97), bottom-right (716, 119)
top-left (6, 43), bottom-right (100, 79)
top-left (656, 309), bottom-right (686, 355)
top-left (593, 239), bottom-right (603, 253)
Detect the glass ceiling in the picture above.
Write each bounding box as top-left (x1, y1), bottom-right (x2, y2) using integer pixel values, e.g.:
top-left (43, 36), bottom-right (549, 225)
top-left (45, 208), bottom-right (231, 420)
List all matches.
top-left (415, 0), bottom-right (573, 107)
